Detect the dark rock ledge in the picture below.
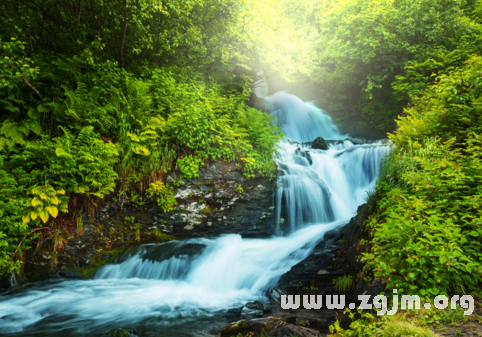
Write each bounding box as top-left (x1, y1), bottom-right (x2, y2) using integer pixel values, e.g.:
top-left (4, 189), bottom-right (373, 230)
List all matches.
top-left (17, 160), bottom-right (276, 285)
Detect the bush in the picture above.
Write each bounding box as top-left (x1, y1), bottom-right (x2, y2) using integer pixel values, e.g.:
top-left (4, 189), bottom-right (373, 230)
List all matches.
top-left (363, 57), bottom-right (482, 297)
top-left (363, 135), bottom-right (482, 296)
top-left (146, 181), bottom-right (177, 213)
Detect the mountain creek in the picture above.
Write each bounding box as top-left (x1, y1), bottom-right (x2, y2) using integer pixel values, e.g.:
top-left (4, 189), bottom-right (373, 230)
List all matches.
top-left (0, 92), bottom-right (391, 337)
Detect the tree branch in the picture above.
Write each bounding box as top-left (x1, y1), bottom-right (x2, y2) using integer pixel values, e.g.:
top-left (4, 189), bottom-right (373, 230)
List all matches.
top-left (0, 227), bottom-right (50, 281)
top-left (21, 75), bottom-right (43, 100)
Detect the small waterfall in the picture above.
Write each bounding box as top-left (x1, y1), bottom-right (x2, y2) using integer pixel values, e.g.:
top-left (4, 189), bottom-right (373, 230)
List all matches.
top-left (0, 92), bottom-right (390, 336)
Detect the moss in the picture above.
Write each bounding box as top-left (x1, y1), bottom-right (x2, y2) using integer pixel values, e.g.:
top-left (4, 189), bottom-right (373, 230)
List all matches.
top-left (199, 207), bottom-right (213, 216)
top-left (147, 230), bottom-right (174, 242)
top-left (78, 247), bottom-right (126, 278)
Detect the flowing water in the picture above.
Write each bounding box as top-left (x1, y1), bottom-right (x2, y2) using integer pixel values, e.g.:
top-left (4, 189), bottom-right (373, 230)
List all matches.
top-left (0, 92), bottom-right (390, 336)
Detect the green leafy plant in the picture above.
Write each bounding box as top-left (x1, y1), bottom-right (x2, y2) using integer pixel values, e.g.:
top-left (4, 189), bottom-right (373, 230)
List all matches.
top-left (334, 274), bottom-right (354, 294)
top-left (76, 215), bottom-right (84, 235)
top-left (23, 184), bottom-right (69, 224)
top-left (146, 181), bottom-right (177, 213)
top-left (177, 155), bottom-right (204, 181)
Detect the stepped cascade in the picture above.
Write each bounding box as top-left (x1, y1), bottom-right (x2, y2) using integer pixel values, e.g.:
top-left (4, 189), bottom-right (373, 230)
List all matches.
top-left (0, 92), bottom-right (390, 336)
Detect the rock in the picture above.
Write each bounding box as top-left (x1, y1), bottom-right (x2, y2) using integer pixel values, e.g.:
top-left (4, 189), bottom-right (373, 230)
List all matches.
top-left (245, 300), bottom-right (264, 311)
top-left (268, 287), bottom-right (287, 303)
top-left (225, 306), bottom-right (244, 318)
top-left (347, 137), bottom-right (367, 145)
top-left (113, 328), bottom-right (138, 337)
top-left (277, 203), bottom-right (382, 297)
top-left (295, 148), bottom-right (313, 165)
top-left (311, 137), bottom-right (328, 150)
top-left (23, 159), bottom-right (277, 282)
top-left (353, 278), bottom-right (386, 298)
top-left (220, 317), bottom-right (322, 337)
top-left (242, 309), bottom-right (263, 319)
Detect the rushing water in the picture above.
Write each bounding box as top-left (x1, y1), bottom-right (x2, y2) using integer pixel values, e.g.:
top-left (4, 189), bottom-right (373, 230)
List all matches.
top-left (0, 92), bottom-right (390, 336)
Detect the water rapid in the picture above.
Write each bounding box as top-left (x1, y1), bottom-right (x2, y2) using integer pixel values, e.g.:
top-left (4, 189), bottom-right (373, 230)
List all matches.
top-left (0, 92), bottom-right (390, 336)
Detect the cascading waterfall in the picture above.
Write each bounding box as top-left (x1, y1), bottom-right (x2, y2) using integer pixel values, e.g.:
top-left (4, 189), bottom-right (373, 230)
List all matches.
top-left (268, 92), bottom-right (390, 234)
top-left (0, 92), bottom-right (390, 336)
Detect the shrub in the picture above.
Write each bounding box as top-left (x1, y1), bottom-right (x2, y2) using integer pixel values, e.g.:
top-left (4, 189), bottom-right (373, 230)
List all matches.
top-left (146, 181), bottom-right (177, 213)
top-left (363, 135), bottom-right (482, 296)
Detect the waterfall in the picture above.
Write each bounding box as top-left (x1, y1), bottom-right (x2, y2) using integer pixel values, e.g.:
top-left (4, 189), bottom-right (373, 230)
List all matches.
top-left (268, 92), bottom-right (390, 234)
top-left (0, 92), bottom-right (390, 336)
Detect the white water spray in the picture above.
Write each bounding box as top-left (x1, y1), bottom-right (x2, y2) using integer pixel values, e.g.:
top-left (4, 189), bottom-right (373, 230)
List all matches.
top-left (267, 92), bottom-right (390, 233)
top-left (0, 92), bottom-right (390, 336)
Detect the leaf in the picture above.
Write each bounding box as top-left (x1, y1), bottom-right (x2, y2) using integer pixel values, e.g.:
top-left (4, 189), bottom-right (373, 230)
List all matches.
top-left (39, 210), bottom-right (49, 223)
top-left (127, 132), bottom-right (140, 142)
top-left (55, 147), bottom-right (72, 157)
top-left (46, 206), bottom-right (58, 217)
top-left (31, 197), bottom-right (43, 207)
top-left (22, 215), bottom-right (30, 224)
top-left (30, 211), bottom-right (38, 220)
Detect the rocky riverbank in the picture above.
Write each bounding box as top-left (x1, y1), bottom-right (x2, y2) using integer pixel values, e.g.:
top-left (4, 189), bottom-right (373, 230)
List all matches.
top-left (17, 160), bottom-right (276, 285)
top-left (276, 201), bottom-right (385, 300)
top-left (218, 200), bottom-right (386, 336)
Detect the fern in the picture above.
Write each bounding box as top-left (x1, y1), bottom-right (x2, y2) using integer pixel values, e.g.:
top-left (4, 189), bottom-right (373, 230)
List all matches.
top-left (0, 118), bottom-right (42, 151)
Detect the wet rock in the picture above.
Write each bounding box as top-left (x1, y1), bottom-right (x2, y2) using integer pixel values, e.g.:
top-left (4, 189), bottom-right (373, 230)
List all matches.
top-left (225, 306), bottom-right (244, 318)
top-left (242, 309), bottom-right (263, 319)
top-left (295, 148), bottom-right (313, 165)
top-left (113, 328), bottom-right (138, 337)
top-left (220, 317), bottom-right (322, 337)
top-left (347, 137), bottom-right (367, 145)
top-left (268, 287), bottom-right (287, 303)
top-left (245, 300), bottom-right (264, 311)
top-left (311, 137), bottom-right (328, 150)
top-left (24, 160), bottom-right (277, 282)
top-left (277, 203), bottom-right (381, 297)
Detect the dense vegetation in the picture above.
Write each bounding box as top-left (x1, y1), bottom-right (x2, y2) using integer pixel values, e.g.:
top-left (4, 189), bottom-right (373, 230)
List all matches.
top-left (361, 55), bottom-right (482, 297)
top-left (0, 0), bottom-right (295, 277)
top-left (327, 1), bottom-right (482, 335)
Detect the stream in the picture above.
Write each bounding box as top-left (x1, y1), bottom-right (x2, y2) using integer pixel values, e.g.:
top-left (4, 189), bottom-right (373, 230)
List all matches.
top-left (0, 92), bottom-right (390, 336)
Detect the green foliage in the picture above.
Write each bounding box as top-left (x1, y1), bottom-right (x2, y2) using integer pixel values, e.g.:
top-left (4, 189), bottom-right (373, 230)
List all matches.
top-left (391, 56), bottom-right (482, 146)
top-left (329, 307), bottom-right (439, 337)
top-left (0, 0), bottom-right (285, 278)
top-left (334, 274), bottom-right (354, 294)
top-left (276, 0), bottom-right (482, 132)
top-left (177, 155), bottom-right (205, 182)
top-left (0, 170), bottom-right (32, 276)
top-left (329, 296), bottom-right (470, 337)
top-left (163, 78), bottom-right (282, 179)
top-left (21, 126), bottom-right (119, 200)
top-left (146, 181), bottom-right (177, 213)
top-left (363, 135), bottom-right (482, 296)
top-left (24, 185), bottom-right (68, 224)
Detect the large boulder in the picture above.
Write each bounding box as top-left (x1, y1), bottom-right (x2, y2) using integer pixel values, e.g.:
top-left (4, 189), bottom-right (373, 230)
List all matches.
top-left (220, 317), bottom-right (322, 337)
top-left (311, 137), bottom-right (328, 150)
